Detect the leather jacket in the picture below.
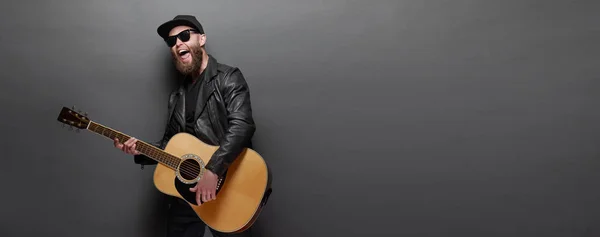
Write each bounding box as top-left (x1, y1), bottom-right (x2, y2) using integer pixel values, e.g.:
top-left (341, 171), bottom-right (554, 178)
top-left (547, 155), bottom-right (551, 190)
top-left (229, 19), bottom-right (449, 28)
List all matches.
top-left (134, 55), bottom-right (256, 178)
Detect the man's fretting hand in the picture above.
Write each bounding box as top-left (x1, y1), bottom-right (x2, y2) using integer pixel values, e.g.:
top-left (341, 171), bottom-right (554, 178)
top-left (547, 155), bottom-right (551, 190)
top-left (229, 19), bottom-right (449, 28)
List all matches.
top-left (114, 137), bottom-right (141, 155)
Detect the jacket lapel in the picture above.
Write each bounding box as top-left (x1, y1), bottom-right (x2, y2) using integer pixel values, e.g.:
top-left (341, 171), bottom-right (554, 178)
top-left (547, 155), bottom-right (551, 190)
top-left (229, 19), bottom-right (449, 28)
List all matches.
top-left (192, 55), bottom-right (218, 121)
top-left (169, 87), bottom-right (185, 132)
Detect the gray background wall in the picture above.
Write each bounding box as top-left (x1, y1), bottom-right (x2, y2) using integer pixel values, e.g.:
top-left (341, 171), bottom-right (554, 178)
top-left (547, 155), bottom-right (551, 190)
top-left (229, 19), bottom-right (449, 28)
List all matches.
top-left (1, 0), bottom-right (599, 236)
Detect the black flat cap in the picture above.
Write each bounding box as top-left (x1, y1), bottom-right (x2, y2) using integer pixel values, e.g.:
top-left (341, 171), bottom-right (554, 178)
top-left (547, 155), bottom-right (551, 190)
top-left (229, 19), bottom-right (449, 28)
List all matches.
top-left (157, 15), bottom-right (204, 39)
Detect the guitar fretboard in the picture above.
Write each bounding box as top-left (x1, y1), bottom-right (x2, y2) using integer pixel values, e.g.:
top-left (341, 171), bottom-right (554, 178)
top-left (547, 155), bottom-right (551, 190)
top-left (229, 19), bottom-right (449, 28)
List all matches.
top-left (87, 121), bottom-right (180, 170)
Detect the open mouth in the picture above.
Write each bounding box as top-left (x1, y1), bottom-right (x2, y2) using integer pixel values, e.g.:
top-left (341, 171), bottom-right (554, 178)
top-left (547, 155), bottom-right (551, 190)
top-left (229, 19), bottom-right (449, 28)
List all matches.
top-left (177, 49), bottom-right (191, 61)
top-left (178, 49), bottom-right (190, 57)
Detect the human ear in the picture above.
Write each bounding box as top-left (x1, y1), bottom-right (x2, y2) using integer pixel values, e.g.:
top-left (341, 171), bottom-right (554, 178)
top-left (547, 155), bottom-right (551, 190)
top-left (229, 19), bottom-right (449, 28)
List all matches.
top-left (197, 34), bottom-right (206, 47)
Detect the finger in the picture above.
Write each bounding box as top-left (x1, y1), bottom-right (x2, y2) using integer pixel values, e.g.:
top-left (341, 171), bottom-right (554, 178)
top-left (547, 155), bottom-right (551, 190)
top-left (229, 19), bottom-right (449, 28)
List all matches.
top-left (123, 138), bottom-right (131, 147)
top-left (126, 139), bottom-right (136, 152)
top-left (114, 139), bottom-right (123, 148)
top-left (129, 143), bottom-right (137, 154)
top-left (129, 139), bottom-right (139, 154)
top-left (130, 138), bottom-right (138, 146)
top-left (190, 183), bottom-right (200, 191)
top-left (210, 192), bottom-right (216, 201)
top-left (124, 138), bottom-right (134, 147)
top-left (203, 190), bottom-right (209, 202)
top-left (205, 188), bottom-right (214, 201)
top-left (196, 191), bottom-right (202, 205)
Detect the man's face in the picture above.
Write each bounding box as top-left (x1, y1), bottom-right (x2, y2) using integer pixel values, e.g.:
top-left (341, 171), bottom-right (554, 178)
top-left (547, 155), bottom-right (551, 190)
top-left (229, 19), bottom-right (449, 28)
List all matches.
top-left (167, 26), bottom-right (206, 76)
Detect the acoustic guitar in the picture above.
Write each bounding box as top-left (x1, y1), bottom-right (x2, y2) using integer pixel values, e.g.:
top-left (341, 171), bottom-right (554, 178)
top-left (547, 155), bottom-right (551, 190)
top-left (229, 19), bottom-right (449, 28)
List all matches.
top-left (56, 106), bottom-right (272, 233)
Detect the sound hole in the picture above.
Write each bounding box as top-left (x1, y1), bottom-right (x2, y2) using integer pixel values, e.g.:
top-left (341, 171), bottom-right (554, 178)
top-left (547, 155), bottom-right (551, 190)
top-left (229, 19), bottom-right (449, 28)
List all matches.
top-left (179, 159), bottom-right (201, 180)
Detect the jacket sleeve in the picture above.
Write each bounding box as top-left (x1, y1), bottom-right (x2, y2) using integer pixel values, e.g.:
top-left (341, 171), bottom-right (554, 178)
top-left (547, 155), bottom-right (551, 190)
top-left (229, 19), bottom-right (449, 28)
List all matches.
top-left (204, 69), bottom-right (256, 177)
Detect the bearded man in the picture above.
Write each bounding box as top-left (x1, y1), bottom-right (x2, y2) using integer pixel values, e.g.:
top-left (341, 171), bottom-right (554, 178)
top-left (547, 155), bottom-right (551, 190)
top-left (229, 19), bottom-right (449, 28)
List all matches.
top-left (113, 15), bottom-right (257, 237)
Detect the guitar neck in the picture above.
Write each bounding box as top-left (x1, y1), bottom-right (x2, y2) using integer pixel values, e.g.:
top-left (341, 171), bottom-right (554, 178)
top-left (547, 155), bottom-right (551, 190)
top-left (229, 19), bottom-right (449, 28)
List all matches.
top-left (86, 121), bottom-right (180, 170)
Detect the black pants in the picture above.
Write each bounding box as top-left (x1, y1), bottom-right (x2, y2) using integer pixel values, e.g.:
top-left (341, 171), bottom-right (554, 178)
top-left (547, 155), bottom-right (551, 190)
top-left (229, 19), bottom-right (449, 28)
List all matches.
top-left (166, 197), bottom-right (253, 237)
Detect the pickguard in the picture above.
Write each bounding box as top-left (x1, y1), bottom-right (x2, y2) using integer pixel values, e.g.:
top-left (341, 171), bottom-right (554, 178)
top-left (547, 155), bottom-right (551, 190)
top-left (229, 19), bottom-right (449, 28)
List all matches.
top-left (174, 170), bottom-right (227, 205)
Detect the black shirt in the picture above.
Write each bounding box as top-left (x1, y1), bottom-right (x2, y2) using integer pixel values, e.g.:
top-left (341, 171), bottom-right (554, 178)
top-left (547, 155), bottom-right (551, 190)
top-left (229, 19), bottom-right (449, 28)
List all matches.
top-left (183, 70), bottom-right (205, 133)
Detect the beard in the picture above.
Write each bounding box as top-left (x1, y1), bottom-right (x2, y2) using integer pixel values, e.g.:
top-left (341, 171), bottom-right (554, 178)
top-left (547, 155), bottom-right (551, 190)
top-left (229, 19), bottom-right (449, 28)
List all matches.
top-left (172, 44), bottom-right (203, 76)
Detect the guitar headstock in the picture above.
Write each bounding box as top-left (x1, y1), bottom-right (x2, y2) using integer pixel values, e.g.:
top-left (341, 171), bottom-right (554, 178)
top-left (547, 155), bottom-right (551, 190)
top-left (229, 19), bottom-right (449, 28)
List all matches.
top-left (57, 106), bottom-right (90, 130)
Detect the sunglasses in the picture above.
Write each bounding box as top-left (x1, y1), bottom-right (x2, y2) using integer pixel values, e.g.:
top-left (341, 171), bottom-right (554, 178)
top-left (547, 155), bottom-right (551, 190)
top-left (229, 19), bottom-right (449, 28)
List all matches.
top-left (164, 29), bottom-right (199, 47)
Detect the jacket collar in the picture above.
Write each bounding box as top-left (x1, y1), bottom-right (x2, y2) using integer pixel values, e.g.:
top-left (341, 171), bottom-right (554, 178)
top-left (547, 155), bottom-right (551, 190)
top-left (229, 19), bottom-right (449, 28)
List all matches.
top-left (203, 54), bottom-right (219, 84)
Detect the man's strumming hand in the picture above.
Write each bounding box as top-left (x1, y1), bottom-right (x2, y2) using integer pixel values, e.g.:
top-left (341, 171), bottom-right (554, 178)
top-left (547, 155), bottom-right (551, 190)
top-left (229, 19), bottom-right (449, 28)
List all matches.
top-left (189, 169), bottom-right (218, 204)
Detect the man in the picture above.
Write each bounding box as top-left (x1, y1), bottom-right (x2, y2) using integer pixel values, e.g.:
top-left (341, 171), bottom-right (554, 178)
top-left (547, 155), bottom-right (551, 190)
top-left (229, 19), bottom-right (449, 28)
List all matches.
top-left (113, 15), bottom-right (256, 237)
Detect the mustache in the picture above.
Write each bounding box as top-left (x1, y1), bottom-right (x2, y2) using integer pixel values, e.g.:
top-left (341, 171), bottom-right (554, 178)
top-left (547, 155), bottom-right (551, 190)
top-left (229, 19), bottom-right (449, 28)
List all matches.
top-left (171, 44), bottom-right (203, 75)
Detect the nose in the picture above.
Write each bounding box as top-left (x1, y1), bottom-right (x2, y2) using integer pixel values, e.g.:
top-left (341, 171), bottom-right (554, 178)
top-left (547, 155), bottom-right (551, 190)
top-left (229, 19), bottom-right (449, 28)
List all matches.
top-left (174, 38), bottom-right (184, 48)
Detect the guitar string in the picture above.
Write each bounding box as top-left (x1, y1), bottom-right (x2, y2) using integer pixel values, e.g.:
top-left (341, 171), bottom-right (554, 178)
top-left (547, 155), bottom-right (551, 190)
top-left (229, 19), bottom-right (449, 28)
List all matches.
top-left (135, 146), bottom-right (203, 178)
top-left (88, 123), bottom-right (203, 177)
top-left (133, 146), bottom-right (202, 177)
top-left (141, 147), bottom-right (200, 175)
top-left (141, 146), bottom-right (202, 176)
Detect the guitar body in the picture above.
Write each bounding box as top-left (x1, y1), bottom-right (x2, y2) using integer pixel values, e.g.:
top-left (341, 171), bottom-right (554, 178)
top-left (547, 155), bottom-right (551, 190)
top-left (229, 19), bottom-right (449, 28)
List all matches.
top-left (153, 133), bottom-right (272, 233)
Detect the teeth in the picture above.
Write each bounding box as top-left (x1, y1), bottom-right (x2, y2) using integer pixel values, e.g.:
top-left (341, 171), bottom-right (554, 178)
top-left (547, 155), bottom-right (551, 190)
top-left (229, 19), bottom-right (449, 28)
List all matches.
top-left (178, 49), bottom-right (189, 55)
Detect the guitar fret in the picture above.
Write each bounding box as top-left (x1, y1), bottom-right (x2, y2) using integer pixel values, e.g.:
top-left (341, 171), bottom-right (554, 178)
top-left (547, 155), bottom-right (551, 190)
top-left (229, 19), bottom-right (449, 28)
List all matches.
top-left (87, 121), bottom-right (179, 170)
